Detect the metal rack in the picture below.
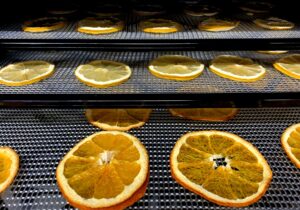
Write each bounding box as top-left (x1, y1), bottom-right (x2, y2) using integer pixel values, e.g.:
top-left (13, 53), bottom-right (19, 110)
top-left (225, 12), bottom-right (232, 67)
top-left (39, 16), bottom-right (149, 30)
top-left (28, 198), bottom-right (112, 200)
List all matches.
top-left (1, 108), bottom-right (300, 209)
top-left (0, 50), bottom-right (299, 108)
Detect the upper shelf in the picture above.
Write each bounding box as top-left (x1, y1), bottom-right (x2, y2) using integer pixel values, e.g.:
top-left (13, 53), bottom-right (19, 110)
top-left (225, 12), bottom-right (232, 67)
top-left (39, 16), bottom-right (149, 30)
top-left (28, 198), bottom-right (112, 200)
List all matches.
top-left (1, 14), bottom-right (300, 50)
top-left (0, 50), bottom-right (299, 108)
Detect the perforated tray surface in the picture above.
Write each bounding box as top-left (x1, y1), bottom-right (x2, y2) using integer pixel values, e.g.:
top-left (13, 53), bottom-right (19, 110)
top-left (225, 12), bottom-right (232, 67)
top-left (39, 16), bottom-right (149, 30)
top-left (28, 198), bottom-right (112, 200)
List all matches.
top-left (1, 14), bottom-right (299, 40)
top-left (0, 108), bottom-right (300, 209)
top-left (0, 50), bottom-right (299, 95)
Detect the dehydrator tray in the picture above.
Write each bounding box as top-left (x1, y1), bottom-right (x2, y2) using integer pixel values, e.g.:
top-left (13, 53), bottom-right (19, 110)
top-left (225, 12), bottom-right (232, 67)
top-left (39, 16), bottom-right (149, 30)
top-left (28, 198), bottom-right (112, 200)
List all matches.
top-left (1, 14), bottom-right (299, 49)
top-left (0, 50), bottom-right (300, 107)
top-left (0, 108), bottom-right (300, 209)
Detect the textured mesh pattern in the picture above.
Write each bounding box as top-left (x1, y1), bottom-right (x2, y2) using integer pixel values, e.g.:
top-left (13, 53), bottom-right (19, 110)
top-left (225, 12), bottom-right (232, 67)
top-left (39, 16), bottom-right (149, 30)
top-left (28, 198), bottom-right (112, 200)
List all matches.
top-left (0, 108), bottom-right (300, 209)
top-left (0, 50), bottom-right (299, 95)
top-left (1, 15), bottom-right (299, 40)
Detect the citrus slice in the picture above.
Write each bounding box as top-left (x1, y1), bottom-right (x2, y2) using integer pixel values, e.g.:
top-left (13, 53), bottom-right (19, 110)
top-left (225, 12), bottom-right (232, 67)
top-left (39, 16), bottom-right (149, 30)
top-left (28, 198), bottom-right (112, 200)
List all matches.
top-left (281, 124), bottom-right (300, 168)
top-left (209, 55), bottom-right (266, 82)
top-left (0, 61), bottom-right (55, 86)
top-left (184, 5), bottom-right (219, 17)
top-left (257, 51), bottom-right (288, 55)
top-left (75, 60), bottom-right (131, 88)
top-left (22, 17), bottom-right (66, 32)
top-left (169, 108), bottom-right (238, 121)
top-left (198, 18), bottom-right (239, 32)
top-left (148, 55), bottom-right (204, 81)
top-left (240, 2), bottom-right (273, 13)
top-left (56, 131), bottom-right (149, 210)
top-left (140, 19), bottom-right (182, 34)
top-left (77, 17), bottom-right (124, 34)
top-left (133, 4), bottom-right (165, 16)
top-left (273, 54), bottom-right (300, 79)
top-left (170, 131), bottom-right (272, 207)
top-left (254, 17), bottom-right (294, 30)
top-left (0, 147), bottom-right (19, 193)
top-left (86, 109), bottom-right (152, 131)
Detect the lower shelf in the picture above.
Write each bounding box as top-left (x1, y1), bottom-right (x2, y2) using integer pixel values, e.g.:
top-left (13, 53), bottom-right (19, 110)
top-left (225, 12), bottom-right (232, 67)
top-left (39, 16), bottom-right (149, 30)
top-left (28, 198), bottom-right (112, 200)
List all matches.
top-left (0, 108), bottom-right (299, 209)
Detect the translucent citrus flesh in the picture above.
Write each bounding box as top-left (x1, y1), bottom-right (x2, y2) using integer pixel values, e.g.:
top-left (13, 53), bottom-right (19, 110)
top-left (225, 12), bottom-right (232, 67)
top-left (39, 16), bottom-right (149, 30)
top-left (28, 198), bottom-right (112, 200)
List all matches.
top-left (86, 109), bottom-right (151, 130)
top-left (169, 108), bottom-right (238, 121)
top-left (274, 55), bottom-right (300, 79)
top-left (0, 61), bottom-right (54, 85)
top-left (285, 126), bottom-right (300, 163)
top-left (209, 55), bottom-right (266, 82)
top-left (149, 55), bottom-right (204, 80)
top-left (0, 154), bottom-right (12, 184)
top-left (199, 19), bottom-right (239, 31)
top-left (64, 133), bottom-right (141, 199)
top-left (173, 131), bottom-right (271, 204)
top-left (78, 18), bottom-right (123, 34)
top-left (75, 60), bottom-right (131, 87)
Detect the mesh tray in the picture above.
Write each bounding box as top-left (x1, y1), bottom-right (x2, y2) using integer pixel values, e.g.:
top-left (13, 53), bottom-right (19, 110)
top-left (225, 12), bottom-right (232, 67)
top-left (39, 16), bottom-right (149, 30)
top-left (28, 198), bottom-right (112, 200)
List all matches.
top-left (0, 50), bottom-right (299, 95)
top-left (0, 108), bottom-right (300, 209)
top-left (1, 14), bottom-right (299, 40)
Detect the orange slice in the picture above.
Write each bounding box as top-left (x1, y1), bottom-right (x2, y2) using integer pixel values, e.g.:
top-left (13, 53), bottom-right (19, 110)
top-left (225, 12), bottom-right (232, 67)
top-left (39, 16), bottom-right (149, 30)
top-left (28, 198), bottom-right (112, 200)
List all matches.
top-left (273, 54), bottom-right (300, 79)
top-left (169, 108), bottom-right (238, 121)
top-left (75, 60), bottom-right (131, 88)
top-left (86, 109), bottom-right (152, 131)
top-left (22, 17), bottom-right (66, 32)
top-left (170, 131), bottom-right (272, 207)
top-left (77, 17), bottom-right (124, 34)
top-left (140, 19), bottom-right (182, 34)
top-left (254, 17), bottom-right (294, 30)
top-left (198, 18), bottom-right (239, 32)
top-left (148, 55), bottom-right (204, 81)
top-left (0, 61), bottom-right (55, 86)
top-left (0, 147), bottom-right (19, 193)
top-left (209, 55), bottom-right (266, 82)
top-left (56, 131), bottom-right (149, 210)
top-left (281, 123), bottom-right (300, 168)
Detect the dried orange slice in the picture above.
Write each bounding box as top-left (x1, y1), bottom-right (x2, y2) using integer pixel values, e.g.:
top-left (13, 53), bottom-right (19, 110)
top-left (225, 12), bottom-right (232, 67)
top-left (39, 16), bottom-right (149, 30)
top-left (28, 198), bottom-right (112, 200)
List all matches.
top-left (0, 147), bottom-right (19, 193)
top-left (273, 54), bottom-right (300, 79)
top-left (257, 51), bottom-right (288, 55)
top-left (22, 17), bottom-right (66, 32)
top-left (169, 108), bottom-right (238, 121)
top-left (56, 131), bottom-right (149, 210)
top-left (77, 17), bottom-right (124, 34)
top-left (184, 5), bottom-right (219, 17)
top-left (86, 109), bottom-right (152, 131)
top-left (209, 55), bottom-right (266, 82)
top-left (75, 60), bottom-right (131, 88)
top-left (281, 124), bottom-right (300, 168)
top-left (140, 19), bottom-right (182, 33)
top-left (170, 131), bottom-right (272, 207)
top-left (148, 55), bottom-right (204, 81)
top-left (254, 17), bottom-right (294, 30)
top-left (198, 18), bottom-right (239, 32)
top-left (0, 61), bottom-right (55, 86)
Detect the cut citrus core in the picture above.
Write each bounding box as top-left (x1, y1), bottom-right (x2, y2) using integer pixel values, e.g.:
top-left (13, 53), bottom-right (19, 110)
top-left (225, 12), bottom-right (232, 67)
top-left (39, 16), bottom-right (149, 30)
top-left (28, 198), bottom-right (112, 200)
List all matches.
top-left (281, 123), bottom-right (300, 168)
top-left (209, 55), bottom-right (266, 82)
top-left (77, 17), bottom-right (124, 34)
top-left (254, 17), bottom-right (294, 30)
top-left (169, 108), bottom-right (238, 121)
top-left (273, 54), bottom-right (300, 79)
top-left (170, 131), bottom-right (272, 207)
top-left (75, 60), bottom-right (132, 88)
top-left (22, 17), bottom-right (66, 32)
top-left (0, 61), bottom-right (55, 86)
top-left (140, 19), bottom-right (182, 33)
top-left (148, 55), bottom-right (204, 81)
top-left (198, 18), bottom-right (239, 32)
top-left (0, 147), bottom-right (19, 193)
top-left (56, 131), bottom-right (149, 210)
top-left (86, 109), bottom-right (152, 131)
